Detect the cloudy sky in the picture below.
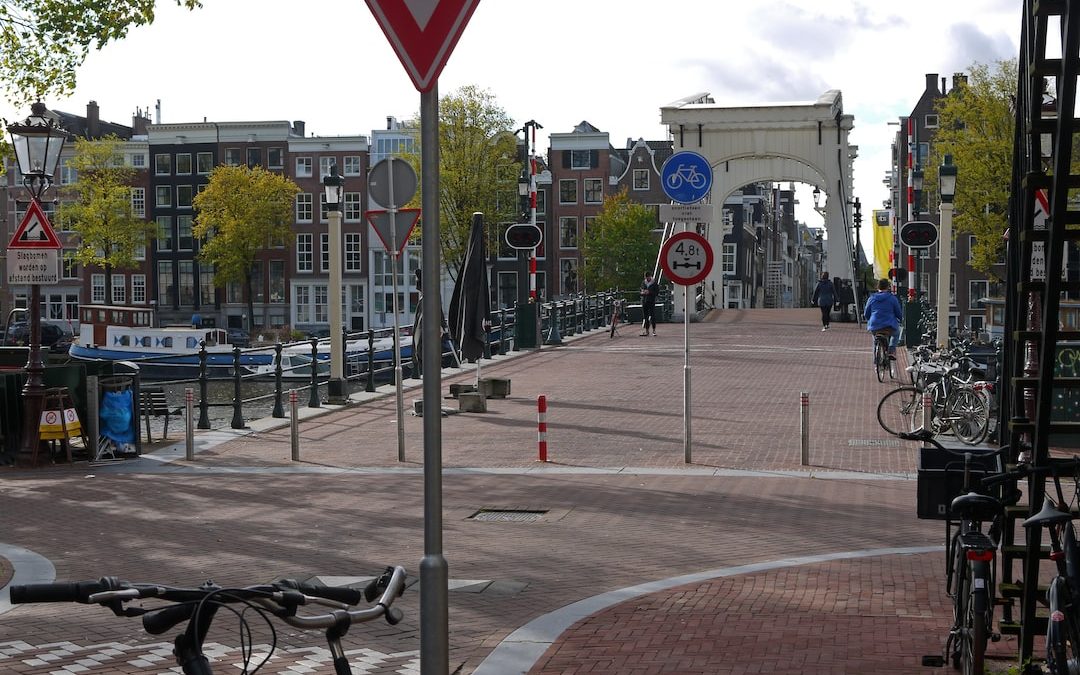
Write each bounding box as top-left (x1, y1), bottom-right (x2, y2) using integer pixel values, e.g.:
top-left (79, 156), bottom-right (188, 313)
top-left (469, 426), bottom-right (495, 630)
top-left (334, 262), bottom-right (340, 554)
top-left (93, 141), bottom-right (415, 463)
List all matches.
top-left (5, 0), bottom-right (1021, 253)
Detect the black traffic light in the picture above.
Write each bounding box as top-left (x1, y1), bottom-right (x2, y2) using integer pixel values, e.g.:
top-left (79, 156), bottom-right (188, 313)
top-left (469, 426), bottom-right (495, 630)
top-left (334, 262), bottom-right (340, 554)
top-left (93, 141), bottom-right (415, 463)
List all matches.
top-left (852, 197), bottom-right (862, 227)
top-left (899, 220), bottom-right (938, 248)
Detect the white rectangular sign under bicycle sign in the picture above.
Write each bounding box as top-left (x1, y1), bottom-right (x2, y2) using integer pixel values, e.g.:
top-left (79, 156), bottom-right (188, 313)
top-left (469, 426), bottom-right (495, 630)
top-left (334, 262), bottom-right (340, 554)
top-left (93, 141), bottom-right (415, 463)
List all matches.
top-left (659, 203), bottom-right (713, 223)
top-left (7, 249), bottom-right (58, 285)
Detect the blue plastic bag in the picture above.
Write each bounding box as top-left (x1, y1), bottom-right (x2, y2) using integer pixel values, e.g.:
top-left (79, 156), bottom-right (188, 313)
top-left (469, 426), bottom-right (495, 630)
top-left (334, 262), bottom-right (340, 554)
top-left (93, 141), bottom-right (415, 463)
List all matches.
top-left (100, 389), bottom-right (134, 444)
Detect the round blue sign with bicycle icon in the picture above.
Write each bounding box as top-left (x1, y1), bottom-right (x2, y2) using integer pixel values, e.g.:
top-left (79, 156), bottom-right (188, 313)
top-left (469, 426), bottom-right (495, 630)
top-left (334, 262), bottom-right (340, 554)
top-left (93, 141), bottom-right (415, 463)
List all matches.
top-left (661, 151), bottom-right (713, 204)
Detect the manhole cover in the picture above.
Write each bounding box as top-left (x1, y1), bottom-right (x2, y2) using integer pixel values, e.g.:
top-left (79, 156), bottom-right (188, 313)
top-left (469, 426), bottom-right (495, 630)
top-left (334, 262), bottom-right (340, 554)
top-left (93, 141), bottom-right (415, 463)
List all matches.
top-left (848, 439), bottom-right (902, 447)
top-left (468, 509), bottom-right (547, 522)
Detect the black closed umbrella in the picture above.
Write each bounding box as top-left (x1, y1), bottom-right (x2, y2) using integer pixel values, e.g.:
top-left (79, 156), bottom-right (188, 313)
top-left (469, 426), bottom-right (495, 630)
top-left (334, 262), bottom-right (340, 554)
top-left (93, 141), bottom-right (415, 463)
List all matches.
top-left (449, 212), bottom-right (490, 379)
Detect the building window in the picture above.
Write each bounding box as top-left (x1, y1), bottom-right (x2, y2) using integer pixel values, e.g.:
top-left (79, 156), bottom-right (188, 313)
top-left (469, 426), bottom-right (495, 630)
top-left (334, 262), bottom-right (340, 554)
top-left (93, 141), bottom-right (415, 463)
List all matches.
top-left (319, 156), bottom-right (336, 178)
top-left (225, 148), bottom-right (241, 166)
top-left (155, 185), bottom-right (172, 208)
top-left (321, 233), bottom-right (330, 272)
top-left (155, 153), bottom-right (171, 175)
top-left (158, 261), bottom-right (174, 306)
top-left (250, 260), bottom-right (264, 302)
top-left (267, 147), bottom-right (283, 169)
top-left (345, 233), bottom-right (363, 272)
top-left (969, 235), bottom-right (977, 262)
top-left (132, 274), bottom-right (146, 304)
top-left (197, 152), bottom-right (213, 174)
top-left (178, 215), bottom-right (194, 251)
top-left (584, 178), bottom-right (603, 204)
top-left (344, 156), bottom-right (362, 175)
top-left (269, 260), bottom-right (285, 303)
top-left (179, 261), bottom-right (195, 305)
top-left (130, 153), bottom-right (145, 168)
top-left (295, 286), bottom-right (310, 324)
top-left (722, 243), bottom-right (736, 275)
top-left (176, 153), bottom-right (192, 175)
top-left (61, 250), bottom-right (79, 279)
top-left (111, 274), bottom-right (126, 304)
top-left (297, 233), bottom-right (313, 272)
top-left (296, 193), bottom-right (313, 222)
top-left (200, 266), bottom-right (215, 306)
top-left (156, 216), bottom-right (173, 251)
top-left (559, 179), bottom-right (577, 204)
top-left (91, 274), bottom-right (106, 304)
top-left (561, 258), bottom-right (578, 294)
top-left (498, 271), bottom-right (516, 309)
top-left (246, 147), bottom-right (262, 168)
top-left (536, 188), bottom-right (547, 215)
top-left (949, 274), bottom-right (956, 307)
top-left (560, 217), bottom-right (578, 248)
top-left (320, 195), bottom-right (330, 222)
top-left (177, 185), bottom-right (193, 209)
top-left (633, 169), bottom-right (649, 190)
top-left (314, 285), bottom-right (328, 323)
top-left (925, 114), bottom-right (939, 128)
top-left (296, 156), bottom-right (313, 177)
top-left (970, 280), bottom-right (988, 310)
top-left (570, 150), bottom-right (591, 169)
top-left (344, 192), bottom-right (362, 222)
top-left (130, 187), bottom-right (145, 217)
top-left (60, 158), bottom-right (77, 184)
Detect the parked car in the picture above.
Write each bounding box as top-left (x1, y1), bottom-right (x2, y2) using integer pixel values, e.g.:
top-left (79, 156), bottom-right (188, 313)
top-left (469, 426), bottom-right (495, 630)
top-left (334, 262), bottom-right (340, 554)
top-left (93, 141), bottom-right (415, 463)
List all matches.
top-left (5, 321), bottom-right (75, 353)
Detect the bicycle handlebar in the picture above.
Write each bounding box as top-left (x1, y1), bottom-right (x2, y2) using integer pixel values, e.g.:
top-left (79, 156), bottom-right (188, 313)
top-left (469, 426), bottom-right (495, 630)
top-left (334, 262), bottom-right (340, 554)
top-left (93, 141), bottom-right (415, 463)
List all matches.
top-left (982, 456), bottom-right (1080, 489)
top-left (897, 430), bottom-right (1010, 460)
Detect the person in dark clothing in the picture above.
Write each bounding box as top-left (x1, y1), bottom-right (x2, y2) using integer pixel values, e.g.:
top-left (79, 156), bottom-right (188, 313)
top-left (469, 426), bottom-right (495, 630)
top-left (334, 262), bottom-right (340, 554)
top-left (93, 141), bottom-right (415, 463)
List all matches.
top-left (640, 271), bottom-right (659, 336)
top-left (810, 272), bottom-right (836, 331)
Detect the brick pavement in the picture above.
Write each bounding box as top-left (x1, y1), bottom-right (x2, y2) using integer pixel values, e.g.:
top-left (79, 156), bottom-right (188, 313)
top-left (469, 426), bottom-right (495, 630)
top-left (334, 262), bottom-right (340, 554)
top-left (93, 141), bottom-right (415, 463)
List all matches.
top-left (0, 309), bottom-right (1017, 673)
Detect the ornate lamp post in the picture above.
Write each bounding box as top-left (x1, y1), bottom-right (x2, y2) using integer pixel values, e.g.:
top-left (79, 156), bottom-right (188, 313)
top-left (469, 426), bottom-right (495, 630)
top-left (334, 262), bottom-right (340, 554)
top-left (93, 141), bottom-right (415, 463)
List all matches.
top-left (7, 103), bottom-right (67, 466)
top-left (936, 155), bottom-right (958, 348)
top-left (322, 167), bottom-right (346, 403)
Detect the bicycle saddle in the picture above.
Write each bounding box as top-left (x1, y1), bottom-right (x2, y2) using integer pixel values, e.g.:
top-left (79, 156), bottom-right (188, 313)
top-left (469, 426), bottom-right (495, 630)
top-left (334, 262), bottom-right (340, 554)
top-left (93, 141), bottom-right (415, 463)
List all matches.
top-left (1022, 497), bottom-right (1074, 528)
top-left (951, 492), bottom-right (1002, 522)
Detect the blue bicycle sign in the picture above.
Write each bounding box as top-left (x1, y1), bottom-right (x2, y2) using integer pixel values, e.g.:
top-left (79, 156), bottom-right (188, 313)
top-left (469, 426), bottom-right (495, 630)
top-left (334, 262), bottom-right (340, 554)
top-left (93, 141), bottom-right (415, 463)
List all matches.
top-left (661, 151), bottom-right (713, 204)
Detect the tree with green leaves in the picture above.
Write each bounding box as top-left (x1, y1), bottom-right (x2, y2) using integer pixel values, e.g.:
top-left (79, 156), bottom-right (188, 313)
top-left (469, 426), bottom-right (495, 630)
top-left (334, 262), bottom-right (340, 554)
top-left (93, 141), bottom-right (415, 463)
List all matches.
top-left (405, 85), bottom-right (519, 280)
top-left (57, 134), bottom-right (157, 297)
top-left (0, 0), bottom-right (201, 105)
top-left (580, 188), bottom-right (659, 293)
top-left (925, 58), bottom-right (1016, 275)
top-left (192, 165), bottom-right (298, 331)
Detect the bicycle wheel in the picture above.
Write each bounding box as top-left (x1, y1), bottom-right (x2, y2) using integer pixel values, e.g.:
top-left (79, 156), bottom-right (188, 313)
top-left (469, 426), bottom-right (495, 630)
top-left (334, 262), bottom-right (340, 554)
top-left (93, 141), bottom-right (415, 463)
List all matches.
top-left (947, 389), bottom-right (990, 446)
top-left (1045, 576), bottom-right (1080, 675)
top-left (961, 560), bottom-right (988, 675)
top-left (877, 386), bottom-right (921, 436)
top-left (874, 340), bottom-right (887, 382)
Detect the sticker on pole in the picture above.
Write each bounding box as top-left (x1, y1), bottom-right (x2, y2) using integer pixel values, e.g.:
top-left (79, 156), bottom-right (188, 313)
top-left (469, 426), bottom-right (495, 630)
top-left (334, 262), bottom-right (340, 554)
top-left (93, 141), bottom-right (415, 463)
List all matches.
top-left (660, 231), bottom-right (713, 286)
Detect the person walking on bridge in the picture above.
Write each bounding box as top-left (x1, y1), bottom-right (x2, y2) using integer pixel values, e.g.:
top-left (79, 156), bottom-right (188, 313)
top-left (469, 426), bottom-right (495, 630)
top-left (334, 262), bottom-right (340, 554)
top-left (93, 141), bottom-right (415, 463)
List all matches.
top-left (811, 272), bottom-right (836, 331)
top-left (640, 271), bottom-right (659, 336)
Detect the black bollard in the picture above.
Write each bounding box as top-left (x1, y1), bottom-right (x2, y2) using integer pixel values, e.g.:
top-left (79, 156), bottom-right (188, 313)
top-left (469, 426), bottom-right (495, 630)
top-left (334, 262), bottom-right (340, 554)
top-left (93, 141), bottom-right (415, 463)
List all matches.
top-left (498, 308), bottom-right (508, 355)
top-left (308, 337), bottom-right (321, 408)
top-left (272, 342), bottom-right (285, 418)
top-left (230, 346), bottom-right (245, 429)
top-left (197, 341), bottom-right (211, 429)
top-left (365, 329), bottom-right (376, 393)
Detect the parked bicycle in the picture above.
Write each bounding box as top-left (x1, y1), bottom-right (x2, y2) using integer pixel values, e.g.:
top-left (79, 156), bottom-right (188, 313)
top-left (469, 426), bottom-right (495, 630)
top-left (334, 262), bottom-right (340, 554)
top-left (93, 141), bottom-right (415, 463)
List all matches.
top-left (988, 458), bottom-right (1080, 674)
top-left (909, 430), bottom-right (1009, 674)
top-left (610, 297), bottom-right (625, 338)
top-left (9, 565), bottom-right (408, 675)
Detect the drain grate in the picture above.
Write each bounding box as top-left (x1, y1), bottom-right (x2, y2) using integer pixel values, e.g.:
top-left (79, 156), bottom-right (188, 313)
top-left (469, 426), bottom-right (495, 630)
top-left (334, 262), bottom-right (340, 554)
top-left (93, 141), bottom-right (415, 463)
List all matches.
top-left (468, 508), bottom-right (547, 523)
top-left (848, 439), bottom-right (902, 447)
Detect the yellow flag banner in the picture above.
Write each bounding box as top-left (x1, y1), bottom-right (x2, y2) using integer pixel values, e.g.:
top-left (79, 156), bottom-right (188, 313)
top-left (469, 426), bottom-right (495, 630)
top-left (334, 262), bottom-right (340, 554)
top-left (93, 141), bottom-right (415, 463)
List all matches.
top-left (872, 210), bottom-right (893, 280)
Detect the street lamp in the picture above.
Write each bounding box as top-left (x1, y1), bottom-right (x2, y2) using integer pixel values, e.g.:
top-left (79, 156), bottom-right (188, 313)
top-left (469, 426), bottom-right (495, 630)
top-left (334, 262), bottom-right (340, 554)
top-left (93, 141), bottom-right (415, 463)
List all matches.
top-left (7, 103), bottom-right (66, 466)
top-left (936, 155), bottom-right (957, 348)
top-left (323, 167), bottom-right (346, 403)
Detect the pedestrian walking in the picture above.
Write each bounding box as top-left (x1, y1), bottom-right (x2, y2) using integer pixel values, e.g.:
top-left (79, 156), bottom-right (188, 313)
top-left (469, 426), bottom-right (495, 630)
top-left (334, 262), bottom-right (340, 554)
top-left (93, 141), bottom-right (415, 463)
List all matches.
top-left (811, 272), bottom-right (836, 331)
top-left (640, 271), bottom-right (659, 336)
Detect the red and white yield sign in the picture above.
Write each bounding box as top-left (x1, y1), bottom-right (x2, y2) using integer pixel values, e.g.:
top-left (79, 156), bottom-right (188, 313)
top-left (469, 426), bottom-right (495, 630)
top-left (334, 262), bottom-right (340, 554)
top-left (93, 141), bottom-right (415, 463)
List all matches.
top-left (660, 231), bottom-right (713, 286)
top-left (365, 0), bottom-right (481, 92)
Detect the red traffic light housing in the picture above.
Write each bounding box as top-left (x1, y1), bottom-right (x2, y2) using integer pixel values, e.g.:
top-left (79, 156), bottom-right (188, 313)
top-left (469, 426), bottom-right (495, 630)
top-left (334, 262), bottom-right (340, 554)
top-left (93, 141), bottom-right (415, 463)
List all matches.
top-left (505, 223), bottom-right (543, 250)
top-left (899, 220), bottom-right (938, 248)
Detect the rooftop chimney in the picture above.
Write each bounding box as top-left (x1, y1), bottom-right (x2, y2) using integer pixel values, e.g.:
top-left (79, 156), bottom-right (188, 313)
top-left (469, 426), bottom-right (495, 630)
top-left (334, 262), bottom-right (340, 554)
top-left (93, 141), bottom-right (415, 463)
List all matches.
top-left (953, 72), bottom-right (968, 89)
top-left (132, 107), bottom-right (149, 136)
top-left (87, 100), bottom-right (100, 138)
top-left (925, 73), bottom-right (939, 94)
top-left (293, 120), bottom-right (305, 137)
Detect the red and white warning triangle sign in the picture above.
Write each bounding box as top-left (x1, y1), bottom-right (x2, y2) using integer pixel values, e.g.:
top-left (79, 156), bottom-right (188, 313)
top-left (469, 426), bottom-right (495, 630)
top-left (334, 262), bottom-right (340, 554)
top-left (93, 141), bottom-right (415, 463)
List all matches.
top-left (8, 200), bottom-right (62, 249)
top-left (365, 0), bottom-right (481, 92)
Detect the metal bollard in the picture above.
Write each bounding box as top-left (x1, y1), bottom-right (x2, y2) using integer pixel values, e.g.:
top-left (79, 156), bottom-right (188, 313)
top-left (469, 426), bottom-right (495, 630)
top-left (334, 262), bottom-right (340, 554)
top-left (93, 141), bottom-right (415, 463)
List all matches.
top-left (290, 389), bottom-right (300, 461)
top-left (185, 387), bottom-right (195, 461)
top-left (365, 329), bottom-right (376, 393)
top-left (198, 341), bottom-right (211, 429)
top-left (800, 392), bottom-right (809, 466)
top-left (231, 347), bottom-right (245, 429)
top-left (923, 391), bottom-right (933, 433)
top-left (272, 343), bottom-right (285, 418)
top-left (537, 395), bottom-right (548, 462)
top-left (308, 337), bottom-right (321, 408)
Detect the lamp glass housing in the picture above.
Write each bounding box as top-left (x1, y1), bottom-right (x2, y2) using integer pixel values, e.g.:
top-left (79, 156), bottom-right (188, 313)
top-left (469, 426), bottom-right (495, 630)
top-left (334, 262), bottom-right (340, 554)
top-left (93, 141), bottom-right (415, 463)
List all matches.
top-left (7, 103), bottom-right (66, 180)
top-left (323, 170), bottom-right (344, 209)
top-left (939, 155), bottom-right (958, 204)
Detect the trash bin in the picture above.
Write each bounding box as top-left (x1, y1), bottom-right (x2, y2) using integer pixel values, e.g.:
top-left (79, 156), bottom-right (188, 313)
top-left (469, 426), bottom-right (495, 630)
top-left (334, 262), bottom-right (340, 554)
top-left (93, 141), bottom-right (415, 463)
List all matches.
top-left (98, 372), bottom-right (140, 457)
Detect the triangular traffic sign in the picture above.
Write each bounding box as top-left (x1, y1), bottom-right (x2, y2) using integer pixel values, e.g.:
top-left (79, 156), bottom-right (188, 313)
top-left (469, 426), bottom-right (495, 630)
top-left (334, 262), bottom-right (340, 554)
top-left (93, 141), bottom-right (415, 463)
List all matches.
top-left (365, 0), bottom-right (481, 92)
top-left (8, 200), bottom-right (62, 249)
top-left (367, 208), bottom-right (421, 254)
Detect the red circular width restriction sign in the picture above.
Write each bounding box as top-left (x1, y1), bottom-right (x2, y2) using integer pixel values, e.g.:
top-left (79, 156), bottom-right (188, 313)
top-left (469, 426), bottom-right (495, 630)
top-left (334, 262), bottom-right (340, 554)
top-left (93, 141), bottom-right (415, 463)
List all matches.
top-left (660, 231), bottom-right (713, 286)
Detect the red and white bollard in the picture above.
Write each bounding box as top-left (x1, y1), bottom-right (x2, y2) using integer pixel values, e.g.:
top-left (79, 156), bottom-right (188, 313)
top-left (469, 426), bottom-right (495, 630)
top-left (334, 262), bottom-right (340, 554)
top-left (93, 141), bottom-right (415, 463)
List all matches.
top-left (922, 391), bottom-right (934, 433)
top-left (800, 392), bottom-right (809, 466)
top-left (537, 395), bottom-right (548, 462)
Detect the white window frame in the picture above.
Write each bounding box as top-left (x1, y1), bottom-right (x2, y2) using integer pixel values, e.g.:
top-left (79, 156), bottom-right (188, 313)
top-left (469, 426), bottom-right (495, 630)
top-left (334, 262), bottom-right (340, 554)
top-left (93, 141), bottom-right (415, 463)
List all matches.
top-left (583, 177), bottom-right (603, 204)
top-left (295, 156), bottom-right (313, 177)
top-left (344, 192), bottom-right (362, 222)
top-left (132, 274), bottom-right (147, 304)
top-left (633, 168), bottom-right (649, 190)
top-left (91, 274), bottom-right (106, 304)
top-left (296, 233), bottom-right (313, 273)
top-left (130, 187), bottom-right (145, 218)
top-left (296, 193), bottom-right (313, 223)
top-left (319, 156), bottom-right (336, 178)
top-left (722, 243), bottom-right (736, 275)
top-left (343, 156), bottom-right (362, 176)
top-left (155, 153), bottom-right (171, 175)
top-left (111, 274), bottom-right (126, 304)
top-left (345, 233), bottom-right (363, 272)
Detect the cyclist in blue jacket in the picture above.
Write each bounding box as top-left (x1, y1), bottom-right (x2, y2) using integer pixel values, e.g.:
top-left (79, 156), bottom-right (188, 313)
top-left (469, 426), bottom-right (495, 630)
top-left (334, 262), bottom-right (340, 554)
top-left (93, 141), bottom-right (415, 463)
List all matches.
top-left (864, 278), bottom-right (903, 357)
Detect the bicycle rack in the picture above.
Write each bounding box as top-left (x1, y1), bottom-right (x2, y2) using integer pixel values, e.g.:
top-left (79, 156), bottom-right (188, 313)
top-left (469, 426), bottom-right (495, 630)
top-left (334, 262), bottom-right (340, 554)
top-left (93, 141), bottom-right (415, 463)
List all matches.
top-left (994, 1), bottom-right (1080, 670)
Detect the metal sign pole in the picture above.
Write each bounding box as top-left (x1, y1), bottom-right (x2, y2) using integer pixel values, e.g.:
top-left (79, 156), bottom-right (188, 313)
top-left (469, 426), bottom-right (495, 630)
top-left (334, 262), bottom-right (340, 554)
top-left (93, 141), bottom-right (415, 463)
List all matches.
top-left (419, 84), bottom-right (448, 675)
top-left (684, 264), bottom-right (692, 463)
top-left (388, 161), bottom-right (405, 463)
